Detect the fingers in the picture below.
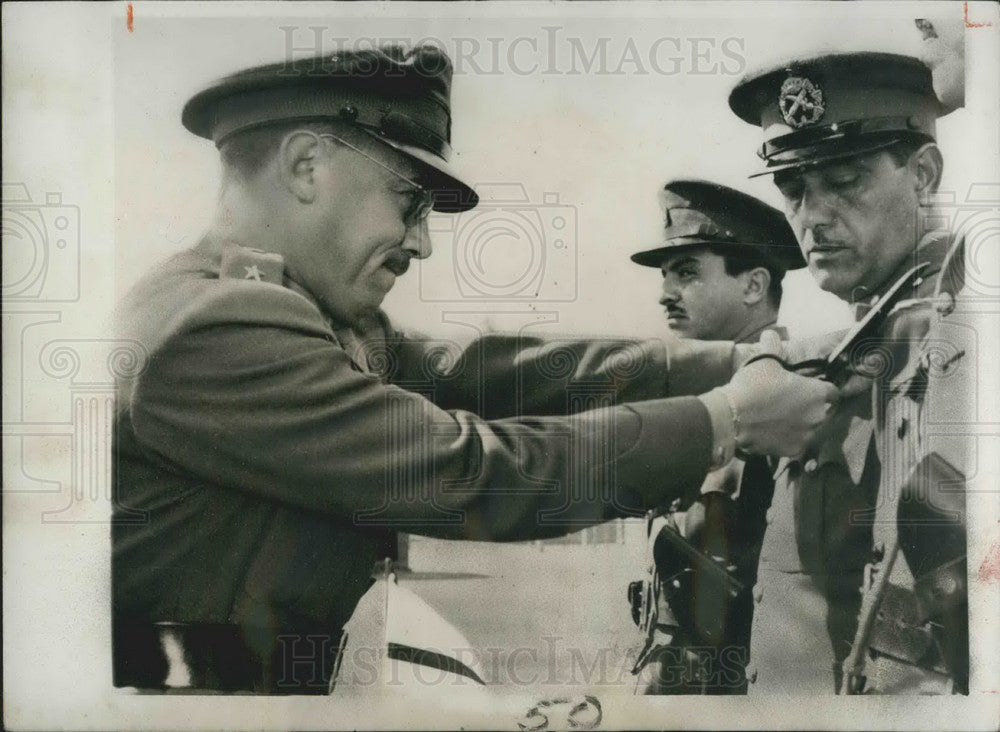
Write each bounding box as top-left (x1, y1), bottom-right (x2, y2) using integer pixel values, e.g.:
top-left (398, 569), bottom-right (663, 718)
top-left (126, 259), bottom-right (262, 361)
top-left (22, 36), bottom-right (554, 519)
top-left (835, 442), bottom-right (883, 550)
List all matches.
top-left (736, 370), bottom-right (838, 457)
top-left (757, 328), bottom-right (784, 357)
top-left (823, 380), bottom-right (840, 408)
top-left (791, 380), bottom-right (839, 454)
top-left (839, 372), bottom-right (873, 399)
top-left (803, 378), bottom-right (838, 425)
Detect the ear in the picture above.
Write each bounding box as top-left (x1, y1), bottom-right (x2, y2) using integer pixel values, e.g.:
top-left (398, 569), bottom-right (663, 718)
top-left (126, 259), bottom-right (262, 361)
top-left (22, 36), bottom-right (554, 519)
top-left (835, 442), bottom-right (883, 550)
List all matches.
top-left (912, 142), bottom-right (944, 199)
top-left (278, 131), bottom-right (323, 203)
top-left (741, 266), bottom-right (771, 306)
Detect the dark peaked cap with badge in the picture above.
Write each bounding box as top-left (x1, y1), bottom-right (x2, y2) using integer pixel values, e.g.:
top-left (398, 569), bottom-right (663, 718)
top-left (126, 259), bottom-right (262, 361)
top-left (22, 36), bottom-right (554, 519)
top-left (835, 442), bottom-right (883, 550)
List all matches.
top-left (182, 45), bottom-right (478, 212)
top-left (728, 52), bottom-right (947, 176)
top-left (630, 179), bottom-right (805, 271)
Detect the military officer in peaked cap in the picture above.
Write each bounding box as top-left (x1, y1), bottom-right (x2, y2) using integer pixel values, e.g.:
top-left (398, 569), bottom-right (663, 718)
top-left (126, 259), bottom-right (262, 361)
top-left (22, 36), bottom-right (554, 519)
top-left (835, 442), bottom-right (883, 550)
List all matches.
top-left (628, 179), bottom-right (807, 693)
top-left (729, 51), bottom-right (969, 694)
top-left (111, 45), bottom-right (837, 694)
top-left (630, 179), bottom-right (805, 343)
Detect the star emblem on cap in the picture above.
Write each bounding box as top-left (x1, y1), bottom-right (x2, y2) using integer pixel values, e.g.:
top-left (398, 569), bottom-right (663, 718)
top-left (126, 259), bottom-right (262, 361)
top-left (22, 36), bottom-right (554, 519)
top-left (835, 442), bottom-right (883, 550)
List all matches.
top-left (778, 75), bottom-right (825, 128)
top-left (244, 265), bottom-right (263, 281)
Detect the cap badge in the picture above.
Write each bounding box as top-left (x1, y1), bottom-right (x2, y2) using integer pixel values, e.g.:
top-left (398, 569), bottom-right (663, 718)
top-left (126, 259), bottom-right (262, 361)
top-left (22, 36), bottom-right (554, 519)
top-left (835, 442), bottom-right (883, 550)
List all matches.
top-left (778, 75), bottom-right (825, 128)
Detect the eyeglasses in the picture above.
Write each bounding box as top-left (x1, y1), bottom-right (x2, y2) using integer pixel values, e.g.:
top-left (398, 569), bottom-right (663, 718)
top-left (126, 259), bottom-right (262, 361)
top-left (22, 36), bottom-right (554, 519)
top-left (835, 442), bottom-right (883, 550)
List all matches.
top-left (318, 133), bottom-right (435, 226)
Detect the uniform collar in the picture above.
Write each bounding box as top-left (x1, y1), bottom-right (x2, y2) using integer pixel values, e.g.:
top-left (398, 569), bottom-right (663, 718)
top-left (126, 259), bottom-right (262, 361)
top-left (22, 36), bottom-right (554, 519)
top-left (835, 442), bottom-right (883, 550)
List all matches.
top-left (736, 319), bottom-right (785, 344)
top-left (198, 237), bottom-right (393, 372)
top-left (851, 228), bottom-right (957, 321)
top-left (278, 270), bottom-right (392, 374)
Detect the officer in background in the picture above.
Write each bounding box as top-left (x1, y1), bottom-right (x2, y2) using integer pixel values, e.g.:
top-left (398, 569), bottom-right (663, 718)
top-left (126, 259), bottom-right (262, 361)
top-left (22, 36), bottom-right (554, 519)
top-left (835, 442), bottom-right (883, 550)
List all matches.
top-left (112, 45), bottom-right (836, 694)
top-left (628, 179), bottom-right (806, 694)
top-left (729, 51), bottom-right (969, 694)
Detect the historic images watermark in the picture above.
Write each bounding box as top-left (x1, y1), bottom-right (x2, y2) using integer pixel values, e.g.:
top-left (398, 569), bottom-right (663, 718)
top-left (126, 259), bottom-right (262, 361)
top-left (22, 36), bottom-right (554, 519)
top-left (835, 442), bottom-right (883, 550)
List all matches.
top-left (2, 182), bottom-right (81, 303)
top-left (422, 184), bottom-right (577, 304)
top-left (845, 184), bottom-right (1000, 525)
top-left (3, 184), bottom-right (149, 523)
top-left (274, 635), bottom-right (747, 692)
top-left (279, 26), bottom-right (747, 78)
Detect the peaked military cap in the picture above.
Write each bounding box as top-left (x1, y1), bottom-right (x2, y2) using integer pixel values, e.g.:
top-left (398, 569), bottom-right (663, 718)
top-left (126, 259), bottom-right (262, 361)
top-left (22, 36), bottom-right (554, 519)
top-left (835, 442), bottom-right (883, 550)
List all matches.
top-left (182, 45), bottom-right (478, 212)
top-left (630, 179), bottom-right (805, 271)
top-left (728, 52), bottom-right (945, 176)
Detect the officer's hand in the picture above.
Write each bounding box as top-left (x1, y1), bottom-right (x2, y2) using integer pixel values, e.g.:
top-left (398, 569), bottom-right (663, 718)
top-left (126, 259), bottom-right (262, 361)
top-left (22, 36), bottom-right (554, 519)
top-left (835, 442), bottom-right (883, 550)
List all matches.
top-left (723, 330), bottom-right (838, 457)
top-left (838, 371), bottom-right (874, 400)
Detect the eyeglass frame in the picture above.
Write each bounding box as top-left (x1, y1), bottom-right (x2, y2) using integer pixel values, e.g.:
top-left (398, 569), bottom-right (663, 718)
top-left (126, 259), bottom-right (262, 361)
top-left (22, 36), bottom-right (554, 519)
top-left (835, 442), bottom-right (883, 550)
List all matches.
top-left (317, 132), bottom-right (436, 227)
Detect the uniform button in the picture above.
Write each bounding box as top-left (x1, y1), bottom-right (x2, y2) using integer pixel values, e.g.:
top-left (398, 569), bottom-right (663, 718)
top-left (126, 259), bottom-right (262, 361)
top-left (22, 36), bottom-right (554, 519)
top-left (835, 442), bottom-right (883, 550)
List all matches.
top-left (765, 508), bottom-right (775, 525)
top-left (753, 584), bottom-right (763, 604)
top-left (936, 290), bottom-right (955, 316)
top-left (803, 459), bottom-right (818, 473)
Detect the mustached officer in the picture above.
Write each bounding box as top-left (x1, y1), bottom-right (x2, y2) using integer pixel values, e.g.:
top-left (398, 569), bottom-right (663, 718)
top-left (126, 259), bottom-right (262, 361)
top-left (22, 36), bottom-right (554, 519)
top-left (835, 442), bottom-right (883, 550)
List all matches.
top-left (628, 179), bottom-right (806, 694)
top-left (730, 50), bottom-right (969, 694)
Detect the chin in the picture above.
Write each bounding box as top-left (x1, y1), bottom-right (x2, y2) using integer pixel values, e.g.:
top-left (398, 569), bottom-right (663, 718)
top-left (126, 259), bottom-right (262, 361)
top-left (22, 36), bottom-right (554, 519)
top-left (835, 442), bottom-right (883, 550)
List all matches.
top-left (810, 268), bottom-right (850, 302)
top-left (357, 296), bottom-right (393, 327)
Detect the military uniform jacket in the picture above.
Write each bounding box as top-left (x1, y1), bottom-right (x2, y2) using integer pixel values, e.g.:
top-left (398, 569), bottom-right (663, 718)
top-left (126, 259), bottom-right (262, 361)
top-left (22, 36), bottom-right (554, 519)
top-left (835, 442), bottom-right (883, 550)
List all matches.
top-left (750, 230), bottom-right (963, 692)
top-left (112, 242), bottom-right (743, 642)
top-left (866, 230), bottom-right (969, 692)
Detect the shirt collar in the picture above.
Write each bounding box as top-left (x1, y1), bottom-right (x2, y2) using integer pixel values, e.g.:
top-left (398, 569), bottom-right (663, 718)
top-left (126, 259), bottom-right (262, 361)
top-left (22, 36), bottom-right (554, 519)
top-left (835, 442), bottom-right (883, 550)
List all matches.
top-left (736, 318), bottom-right (785, 344)
top-left (851, 228), bottom-right (955, 322)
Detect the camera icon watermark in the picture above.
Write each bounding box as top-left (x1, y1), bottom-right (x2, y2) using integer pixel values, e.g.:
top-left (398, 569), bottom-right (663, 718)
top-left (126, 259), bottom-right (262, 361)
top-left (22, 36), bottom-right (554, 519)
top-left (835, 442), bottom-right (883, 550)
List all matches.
top-left (1, 183), bottom-right (81, 302)
top-left (917, 183), bottom-right (1000, 302)
top-left (422, 183), bottom-right (577, 302)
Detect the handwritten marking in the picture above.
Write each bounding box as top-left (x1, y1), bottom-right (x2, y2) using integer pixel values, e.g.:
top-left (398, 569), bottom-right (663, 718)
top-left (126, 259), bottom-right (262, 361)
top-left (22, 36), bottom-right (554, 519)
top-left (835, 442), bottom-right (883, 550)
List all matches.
top-left (126, 2), bottom-right (134, 33)
top-left (965, 1), bottom-right (993, 28)
top-left (517, 696), bottom-right (602, 731)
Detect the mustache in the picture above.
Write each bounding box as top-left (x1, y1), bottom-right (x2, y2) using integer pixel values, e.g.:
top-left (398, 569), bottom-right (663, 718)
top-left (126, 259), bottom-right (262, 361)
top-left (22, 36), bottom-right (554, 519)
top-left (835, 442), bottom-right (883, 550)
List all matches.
top-left (662, 303), bottom-right (686, 316)
top-left (809, 230), bottom-right (845, 249)
top-left (382, 251), bottom-right (411, 276)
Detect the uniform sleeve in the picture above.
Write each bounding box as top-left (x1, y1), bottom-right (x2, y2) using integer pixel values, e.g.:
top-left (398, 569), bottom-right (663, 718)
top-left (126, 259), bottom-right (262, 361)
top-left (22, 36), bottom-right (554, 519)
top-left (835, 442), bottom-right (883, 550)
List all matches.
top-left (385, 330), bottom-right (738, 418)
top-left (129, 323), bottom-right (714, 541)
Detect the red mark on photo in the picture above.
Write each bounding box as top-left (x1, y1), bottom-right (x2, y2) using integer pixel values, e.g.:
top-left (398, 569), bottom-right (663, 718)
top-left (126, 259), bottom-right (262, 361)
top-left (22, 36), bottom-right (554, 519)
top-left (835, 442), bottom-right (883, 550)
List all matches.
top-left (977, 540), bottom-right (1000, 584)
top-left (127, 2), bottom-right (134, 33)
top-left (965, 1), bottom-right (993, 28)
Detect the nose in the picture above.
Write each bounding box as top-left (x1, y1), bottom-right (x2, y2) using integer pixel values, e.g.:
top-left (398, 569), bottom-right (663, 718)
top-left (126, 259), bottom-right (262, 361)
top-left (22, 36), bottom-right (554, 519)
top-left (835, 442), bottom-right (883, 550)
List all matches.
top-left (402, 218), bottom-right (432, 260)
top-left (659, 276), bottom-right (680, 307)
top-left (796, 179), bottom-right (837, 233)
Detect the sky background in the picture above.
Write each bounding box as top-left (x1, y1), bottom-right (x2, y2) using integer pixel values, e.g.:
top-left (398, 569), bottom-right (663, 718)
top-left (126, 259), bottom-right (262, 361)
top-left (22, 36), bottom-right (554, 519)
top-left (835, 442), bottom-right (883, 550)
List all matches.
top-left (112, 6), bottom-right (978, 341)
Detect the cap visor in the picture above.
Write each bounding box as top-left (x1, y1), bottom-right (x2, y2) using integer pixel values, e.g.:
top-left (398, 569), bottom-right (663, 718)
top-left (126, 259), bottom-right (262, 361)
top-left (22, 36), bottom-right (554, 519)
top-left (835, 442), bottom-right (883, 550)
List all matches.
top-left (748, 138), bottom-right (904, 178)
top-left (631, 239), bottom-right (804, 270)
top-left (362, 131), bottom-right (479, 213)
top-left (630, 241), bottom-right (711, 268)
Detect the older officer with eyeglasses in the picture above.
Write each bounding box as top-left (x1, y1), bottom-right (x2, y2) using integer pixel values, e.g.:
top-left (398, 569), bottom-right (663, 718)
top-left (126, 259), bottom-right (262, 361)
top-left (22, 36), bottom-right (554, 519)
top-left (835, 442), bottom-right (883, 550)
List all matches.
top-left (112, 44), bottom-right (837, 694)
